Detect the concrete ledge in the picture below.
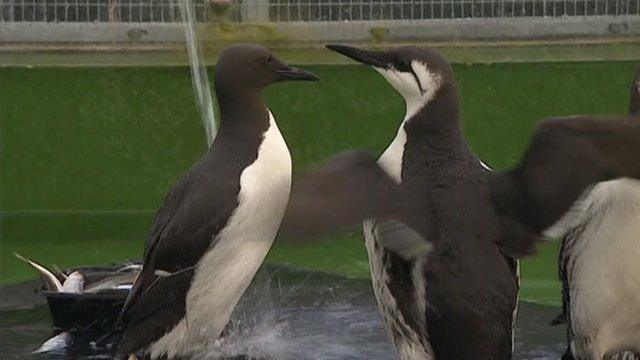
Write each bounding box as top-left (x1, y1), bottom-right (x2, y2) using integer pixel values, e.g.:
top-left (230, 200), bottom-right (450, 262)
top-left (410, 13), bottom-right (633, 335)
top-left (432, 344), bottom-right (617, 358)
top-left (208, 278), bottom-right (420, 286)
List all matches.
top-left (1, 16), bottom-right (640, 44)
top-left (1, 39), bottom-right (639, 66)
top-left (0, 22), bottom-right (186, 43)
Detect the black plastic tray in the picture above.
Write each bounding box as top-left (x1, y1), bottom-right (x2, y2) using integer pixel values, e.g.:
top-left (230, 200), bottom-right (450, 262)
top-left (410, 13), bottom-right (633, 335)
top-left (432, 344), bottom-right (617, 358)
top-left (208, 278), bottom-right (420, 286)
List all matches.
top-left (43, 289), bottom-right (129, 331)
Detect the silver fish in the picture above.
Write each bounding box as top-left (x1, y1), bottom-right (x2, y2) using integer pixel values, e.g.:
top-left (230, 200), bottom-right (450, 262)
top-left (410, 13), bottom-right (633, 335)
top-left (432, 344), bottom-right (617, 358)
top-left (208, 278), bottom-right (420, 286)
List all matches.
top-left (84, 272), bottom-right (139, 293)
top-left (32, 331), bottom-right (72, 354)
top-left (61, 271), bottom-right (84, 293)
top-left (14, 253), bottom-right (62, 291)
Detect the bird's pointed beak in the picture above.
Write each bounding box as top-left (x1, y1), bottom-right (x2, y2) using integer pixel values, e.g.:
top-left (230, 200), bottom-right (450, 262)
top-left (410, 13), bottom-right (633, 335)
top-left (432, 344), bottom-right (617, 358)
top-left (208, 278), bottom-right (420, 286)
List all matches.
top-left (326, 44), bottom-right (388, 68)
top-left (275, 66), bottom-right (320, 82)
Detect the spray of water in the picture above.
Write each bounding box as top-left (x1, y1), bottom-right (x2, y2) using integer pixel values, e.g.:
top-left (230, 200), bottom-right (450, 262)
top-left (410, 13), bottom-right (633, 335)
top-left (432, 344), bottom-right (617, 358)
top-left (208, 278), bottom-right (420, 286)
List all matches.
top-left (190, 267), bottom-right (398, 360)
top-left (179, 0), bottom-right (217, 147)
top-left (194, 270), bottom-right (295, 359)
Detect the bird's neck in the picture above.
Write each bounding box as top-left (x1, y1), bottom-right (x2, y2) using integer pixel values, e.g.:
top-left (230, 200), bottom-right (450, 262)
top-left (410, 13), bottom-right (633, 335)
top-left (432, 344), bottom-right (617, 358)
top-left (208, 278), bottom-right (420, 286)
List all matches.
top-left (216, 89), bottom-right (270, 133)
top-left (379, 83), bottom-right (467, 184)
top-left (403, 83), bottom-right (466, 154)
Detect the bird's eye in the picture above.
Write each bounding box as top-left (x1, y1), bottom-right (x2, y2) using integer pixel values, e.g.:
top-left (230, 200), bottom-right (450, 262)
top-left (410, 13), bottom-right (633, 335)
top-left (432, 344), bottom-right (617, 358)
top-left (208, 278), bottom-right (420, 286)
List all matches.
top-left (265, 55), bottom-right (272, 63)
top-left (397, 58), bottom-right (409, 69)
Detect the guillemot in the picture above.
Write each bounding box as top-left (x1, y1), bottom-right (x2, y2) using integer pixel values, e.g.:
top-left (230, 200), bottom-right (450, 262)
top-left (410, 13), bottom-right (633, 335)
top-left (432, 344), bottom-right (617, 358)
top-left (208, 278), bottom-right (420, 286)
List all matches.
top-left (556, 66), bottom-right (640, 360)
top-left (115, 44), bottom-right (318, 360)
top-left (319, 44), bottom-right (640, 360)
top-left (326, 44), bottom-right (519, 360)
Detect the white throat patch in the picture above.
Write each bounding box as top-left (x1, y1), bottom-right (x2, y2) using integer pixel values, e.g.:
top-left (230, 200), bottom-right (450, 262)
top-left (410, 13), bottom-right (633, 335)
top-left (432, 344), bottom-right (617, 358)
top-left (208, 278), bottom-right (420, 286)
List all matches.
top-left (374, 61), bottom-right (443, 120)
top-left (374, 61), bottom-right (443, 183)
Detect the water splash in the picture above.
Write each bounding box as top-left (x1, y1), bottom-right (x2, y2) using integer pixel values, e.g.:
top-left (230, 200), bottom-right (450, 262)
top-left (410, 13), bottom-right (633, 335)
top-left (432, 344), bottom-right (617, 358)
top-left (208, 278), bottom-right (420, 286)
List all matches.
top-left (193, 267), bottom-right (397, 360)
top-left (0, 265), bottom-right (567, 359)
top-left (195, 270), bottom-right (296, 359)
top-left (179, 0), bottom-right (217, 147)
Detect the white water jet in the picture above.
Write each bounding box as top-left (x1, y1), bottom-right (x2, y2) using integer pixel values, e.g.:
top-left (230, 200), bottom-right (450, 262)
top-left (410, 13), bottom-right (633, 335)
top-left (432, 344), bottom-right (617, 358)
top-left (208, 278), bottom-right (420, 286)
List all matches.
top-left (179, 0), bottom-right (217, 146)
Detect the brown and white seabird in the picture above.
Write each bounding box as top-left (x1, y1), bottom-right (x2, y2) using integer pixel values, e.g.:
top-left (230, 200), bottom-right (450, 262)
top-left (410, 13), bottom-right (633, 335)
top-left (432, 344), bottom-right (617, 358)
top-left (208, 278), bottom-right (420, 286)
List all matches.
top-left (281, 45), bottom-right (640, 360)
top-left (115, 43), bottom-right (318, 360)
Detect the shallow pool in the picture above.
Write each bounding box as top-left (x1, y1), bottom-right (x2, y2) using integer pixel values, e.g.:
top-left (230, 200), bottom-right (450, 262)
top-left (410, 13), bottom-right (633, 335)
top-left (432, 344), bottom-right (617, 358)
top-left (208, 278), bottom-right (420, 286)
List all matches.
top-left (0, 265), bottom-right (566, 359)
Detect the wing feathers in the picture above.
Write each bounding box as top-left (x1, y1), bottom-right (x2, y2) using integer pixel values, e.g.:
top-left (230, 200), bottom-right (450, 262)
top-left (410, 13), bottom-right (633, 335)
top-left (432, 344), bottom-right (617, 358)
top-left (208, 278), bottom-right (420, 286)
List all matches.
top-left (280, 149), bottom-right (408, 240)
top-left (116, 155), bottom-right (241, 358)
top-left (115, 267), bottom-right (192, 358)
top-left (374, 218), bottom-right (432, 260)
top-left (491, 116), bottom-right (640, 255)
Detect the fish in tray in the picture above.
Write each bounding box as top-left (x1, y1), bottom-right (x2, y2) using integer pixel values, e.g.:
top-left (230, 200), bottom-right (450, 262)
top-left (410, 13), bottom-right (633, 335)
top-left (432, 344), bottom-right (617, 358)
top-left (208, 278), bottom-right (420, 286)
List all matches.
top-left (15, 253), bottom-right (141, 354)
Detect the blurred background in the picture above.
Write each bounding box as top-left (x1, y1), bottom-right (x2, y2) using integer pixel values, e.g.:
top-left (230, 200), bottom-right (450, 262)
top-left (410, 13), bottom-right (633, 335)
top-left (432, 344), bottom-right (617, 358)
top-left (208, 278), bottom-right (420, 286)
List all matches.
top-left (1, 0), bottom-right (639, 307)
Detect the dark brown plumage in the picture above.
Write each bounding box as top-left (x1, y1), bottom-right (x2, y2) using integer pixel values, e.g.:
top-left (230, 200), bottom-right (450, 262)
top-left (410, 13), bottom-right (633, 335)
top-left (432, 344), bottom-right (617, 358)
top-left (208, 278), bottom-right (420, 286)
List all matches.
top-left (115, 43), bottom-right (317, 359)
top-left (281, 45), bottom-right (640, 360)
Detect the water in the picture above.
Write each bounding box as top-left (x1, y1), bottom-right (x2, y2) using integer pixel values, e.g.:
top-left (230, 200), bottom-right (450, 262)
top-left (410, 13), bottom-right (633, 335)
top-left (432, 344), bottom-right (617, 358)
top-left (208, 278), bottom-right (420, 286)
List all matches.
top-left (179, 0), bottom-right (217, 146)
top-left (1, 265), bottom-right (566, 359)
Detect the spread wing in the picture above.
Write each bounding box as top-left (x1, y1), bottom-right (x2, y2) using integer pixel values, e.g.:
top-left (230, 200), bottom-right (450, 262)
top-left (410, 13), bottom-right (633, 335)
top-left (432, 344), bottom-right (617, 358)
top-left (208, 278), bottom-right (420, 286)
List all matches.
top-left (280, 150), bottom-right (431, 259)
top-left (490, 116), bottom-right (640, 256)
top-left (280, 150), bottom-right (404, 238)
top-left (115, 159), bottom-right (240, 358)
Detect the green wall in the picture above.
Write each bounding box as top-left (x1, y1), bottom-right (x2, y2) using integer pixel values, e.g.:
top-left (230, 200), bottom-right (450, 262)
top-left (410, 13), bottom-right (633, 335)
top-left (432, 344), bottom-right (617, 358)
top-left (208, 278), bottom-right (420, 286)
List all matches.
top-left (1, 61), bottom-right (637, 304)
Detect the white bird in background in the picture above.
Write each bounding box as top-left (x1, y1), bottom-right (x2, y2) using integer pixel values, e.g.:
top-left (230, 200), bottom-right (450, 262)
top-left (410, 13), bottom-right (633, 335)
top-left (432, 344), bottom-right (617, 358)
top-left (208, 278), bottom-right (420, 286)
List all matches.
top-left (556, 66), bottom-right (640, 360)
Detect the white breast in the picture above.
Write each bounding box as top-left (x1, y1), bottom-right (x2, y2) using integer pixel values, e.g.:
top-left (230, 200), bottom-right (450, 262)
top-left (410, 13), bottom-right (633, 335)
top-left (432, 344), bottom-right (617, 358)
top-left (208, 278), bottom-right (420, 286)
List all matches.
top-left (364, 221), bottom-right (433, 360)
top-left (363, 119), bottom-right (433, 360)
top-left (378, 125), bottom-right (407, 185)
top-left (568, 179), bottom-right (640, 359)
top-left (149, 111), bottom-right (292, 359)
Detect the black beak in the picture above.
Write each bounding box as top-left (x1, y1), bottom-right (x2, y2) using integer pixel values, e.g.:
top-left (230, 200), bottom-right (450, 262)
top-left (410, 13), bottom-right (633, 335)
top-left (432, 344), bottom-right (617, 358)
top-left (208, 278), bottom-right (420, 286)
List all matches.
top-left (326, 44), bottom-right (388, 68)
top-left (275, 66), bottom-right (320, 82)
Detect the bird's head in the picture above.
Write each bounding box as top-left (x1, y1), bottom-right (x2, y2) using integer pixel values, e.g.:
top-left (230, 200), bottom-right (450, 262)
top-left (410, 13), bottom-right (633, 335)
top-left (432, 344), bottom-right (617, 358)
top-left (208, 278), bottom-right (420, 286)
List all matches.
top-left (326, 44), bottom-right (456, 118)
top-left (215, 43), bottom-right (319, 93)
